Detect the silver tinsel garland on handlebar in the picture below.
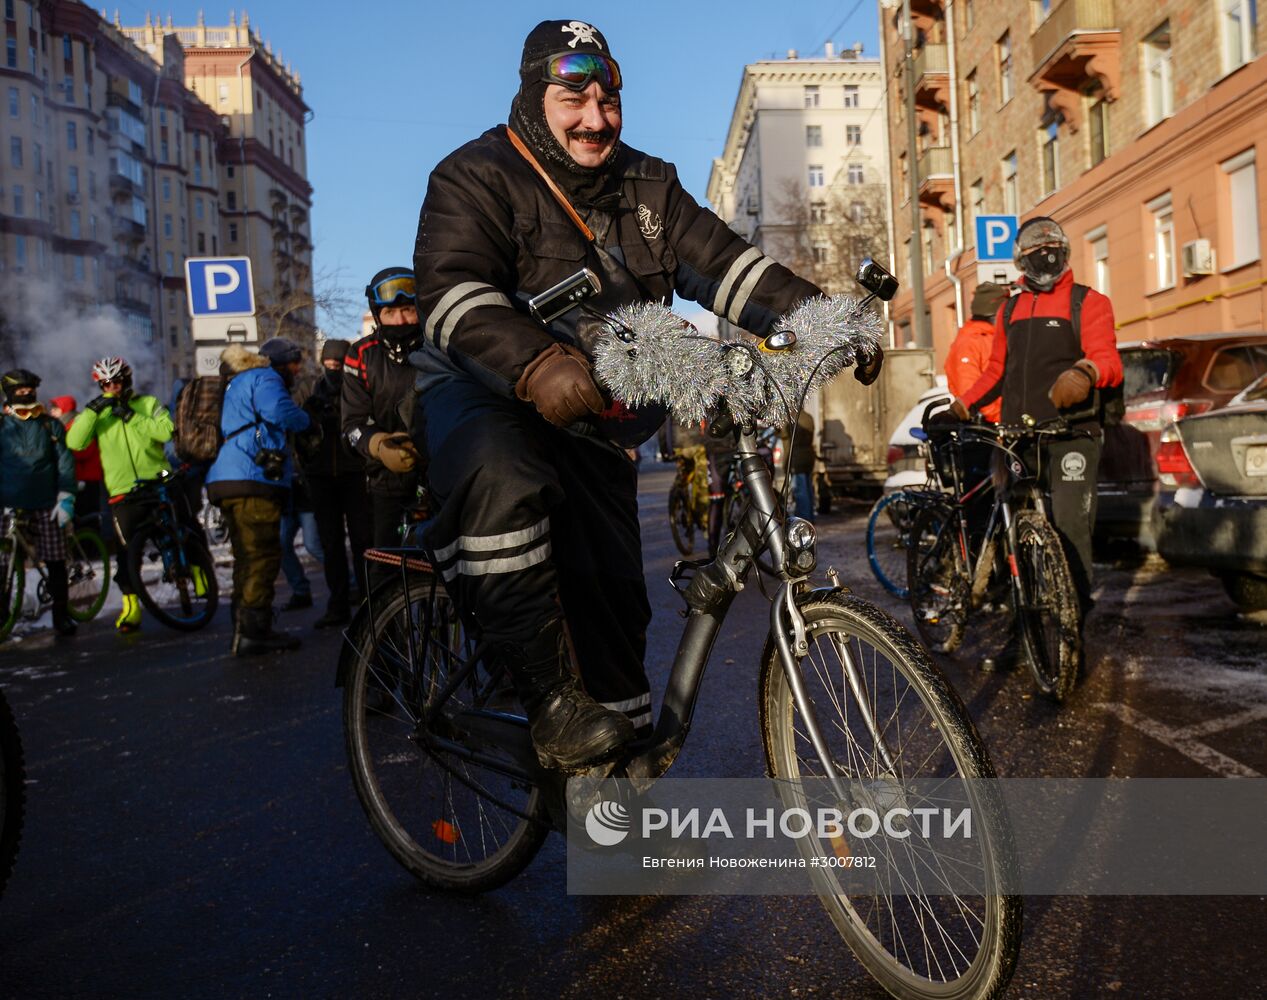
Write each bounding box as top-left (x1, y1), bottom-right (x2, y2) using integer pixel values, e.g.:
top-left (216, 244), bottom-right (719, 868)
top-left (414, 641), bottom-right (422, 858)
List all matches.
top-left (592, 294), bottom-right (883, 426)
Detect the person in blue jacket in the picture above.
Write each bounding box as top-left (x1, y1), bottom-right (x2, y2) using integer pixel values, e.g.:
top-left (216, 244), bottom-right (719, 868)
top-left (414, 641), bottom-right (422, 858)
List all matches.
top-left (206, 341), bottom-right (312, 656)
top-left (0, 369), bottom-right (78, 636)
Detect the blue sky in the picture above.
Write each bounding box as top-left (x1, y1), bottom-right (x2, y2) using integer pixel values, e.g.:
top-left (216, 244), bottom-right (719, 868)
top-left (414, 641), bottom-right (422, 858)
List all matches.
top-left (117, 2), bottom-right (880, 333)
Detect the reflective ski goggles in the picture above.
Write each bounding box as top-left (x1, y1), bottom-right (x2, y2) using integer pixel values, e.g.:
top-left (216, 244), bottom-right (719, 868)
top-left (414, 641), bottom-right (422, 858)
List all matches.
top-left (367, 274), bottom-right (416, 307)
top-left (541, 51), bottom-right (622, 92)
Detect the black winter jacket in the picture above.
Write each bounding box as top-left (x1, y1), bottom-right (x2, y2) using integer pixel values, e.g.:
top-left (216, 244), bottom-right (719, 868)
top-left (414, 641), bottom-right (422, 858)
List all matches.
top-left (412, 127), bottom-right (822, 402)
top-left (342, 334), bottom-right (422, 496)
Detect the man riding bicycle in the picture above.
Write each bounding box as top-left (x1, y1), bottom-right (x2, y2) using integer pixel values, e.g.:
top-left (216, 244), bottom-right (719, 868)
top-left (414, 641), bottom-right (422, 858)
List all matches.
top-left (411, 19), bottom-right (882, 773)
top-left (940, 218), bottom-right (1122, 636)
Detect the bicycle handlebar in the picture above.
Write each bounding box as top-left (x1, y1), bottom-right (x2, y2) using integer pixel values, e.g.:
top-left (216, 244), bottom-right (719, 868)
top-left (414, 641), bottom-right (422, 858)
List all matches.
top-left (592, 295), bottom-right (883, 426)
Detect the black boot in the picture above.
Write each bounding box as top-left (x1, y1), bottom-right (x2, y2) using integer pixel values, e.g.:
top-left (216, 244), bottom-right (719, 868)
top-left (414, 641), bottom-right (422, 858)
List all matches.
top-left (234, 607), bottom-right (302, 657)
top-left (498, 618), bottom-right (634, 772)
top-left (46, 560), bottom-right (77, 637)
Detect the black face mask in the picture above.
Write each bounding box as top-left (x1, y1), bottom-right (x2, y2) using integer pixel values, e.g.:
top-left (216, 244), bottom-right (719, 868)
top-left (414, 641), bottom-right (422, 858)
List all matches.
top-left (322, 368), bottom-right (344, 391)
top-left (378, 322), bottom-right (423, 364)
top-left (1019, 247), bottom-right (1069, 292)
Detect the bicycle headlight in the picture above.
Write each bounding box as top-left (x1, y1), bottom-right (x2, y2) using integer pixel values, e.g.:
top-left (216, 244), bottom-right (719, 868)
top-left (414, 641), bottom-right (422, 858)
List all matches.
top-left (784, 517), bottom-right (817, 575)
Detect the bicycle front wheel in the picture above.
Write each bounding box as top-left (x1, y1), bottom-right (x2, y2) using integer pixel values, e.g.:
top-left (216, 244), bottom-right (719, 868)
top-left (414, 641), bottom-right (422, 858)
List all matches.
top-left (0, 539), bottom-right (25, 642)
top-left (343, 572), bottom-right (548, 893)
top-left (128, 526), bottom-right (219, 631)
top-left (1012, 512), bottom-right (1079, 702)
top-left (866, 491), bottom-right (918, 599)
top-left (907, 504), bottom-right (969, 655)
top-left (668, 485), bottom-right (694, 555)
top-left (66, 528), bottom-right (110, 622)
top-left (760, 593), bottom-right (1021, 1000)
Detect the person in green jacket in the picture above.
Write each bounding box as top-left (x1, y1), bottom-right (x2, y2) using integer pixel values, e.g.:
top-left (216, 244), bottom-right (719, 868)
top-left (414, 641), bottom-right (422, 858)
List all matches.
top-left (1, 369), bottom-right (78, 636)
top-left (67, 357), bottom-right (176, 632)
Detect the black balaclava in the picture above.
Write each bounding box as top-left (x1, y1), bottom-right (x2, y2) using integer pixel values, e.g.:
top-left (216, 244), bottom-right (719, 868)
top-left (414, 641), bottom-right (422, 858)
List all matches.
top-left (366, 267), bottom-right (422, 365)
top-left (509, 19), bottom-right (624, 209)
top-left (1014, 216), bottom-right (1071, 292)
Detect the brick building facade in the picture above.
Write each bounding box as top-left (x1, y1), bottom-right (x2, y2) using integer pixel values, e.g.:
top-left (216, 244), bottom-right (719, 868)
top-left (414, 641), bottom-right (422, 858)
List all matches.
top-left (883, 0), bottom-right (1267, 362)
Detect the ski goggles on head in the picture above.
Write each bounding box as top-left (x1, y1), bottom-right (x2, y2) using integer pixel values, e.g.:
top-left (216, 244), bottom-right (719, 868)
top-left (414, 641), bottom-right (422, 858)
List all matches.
top-left (541, 51), bottom-right (622, 92)
top-left (367, 274), bottom-right (416, 307)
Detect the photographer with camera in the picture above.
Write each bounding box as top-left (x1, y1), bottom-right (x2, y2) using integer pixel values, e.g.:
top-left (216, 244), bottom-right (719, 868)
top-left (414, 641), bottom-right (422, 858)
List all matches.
top-left (206, 340), bottom-right (312, 657)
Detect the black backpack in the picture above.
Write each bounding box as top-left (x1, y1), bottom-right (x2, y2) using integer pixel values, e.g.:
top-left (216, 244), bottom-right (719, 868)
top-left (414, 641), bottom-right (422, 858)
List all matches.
top-left (1002, 283), bottom-right (1124, 426)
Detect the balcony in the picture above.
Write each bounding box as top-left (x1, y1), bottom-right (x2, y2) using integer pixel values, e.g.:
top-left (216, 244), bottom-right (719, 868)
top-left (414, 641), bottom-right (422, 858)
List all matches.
top-left (1029, 0), bottom-right (1120, 128)
top-left (106, 89), bottom-right (142, 117)
top-left (108, 173), bottom-right (138, 198)
top-left (917, 146), bottom-right (954, 210)
top-left (913, 44), bottom-right (950, 112)
top-left (111, 215), bottom-right (146, 242)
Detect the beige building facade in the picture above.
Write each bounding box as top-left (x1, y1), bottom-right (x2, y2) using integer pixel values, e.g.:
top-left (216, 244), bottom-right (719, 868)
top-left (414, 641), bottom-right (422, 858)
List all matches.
top-left (0, 3), bottom-right (311, 395)
top-left (707, 44), bottom-right (890, 338)
top-left (884, 0), bottom-right (1267, 364)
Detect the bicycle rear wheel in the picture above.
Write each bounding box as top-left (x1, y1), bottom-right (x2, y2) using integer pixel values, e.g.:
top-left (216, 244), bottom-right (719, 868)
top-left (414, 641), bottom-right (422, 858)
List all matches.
top-left (343, 572), bottom-right (548, 893)
top-left (1012, 512), bottom-right (1079, 702)
top-left (66, 528), bottom-right (110, 622)
top-left (907, 505), bottom-right (969, 655)
top-left (866, 491), bottom-right (918, 599)
top-left (128, 526), bottom-right (219, 631)
top-left (760, 593), bottom-right (1021, 1000)
top-left (0, 686), bottom-right (24, 898)
top-left (0, 537), bottom-right (25, 642)
top-left (668, 484), bottom-right (695, 555)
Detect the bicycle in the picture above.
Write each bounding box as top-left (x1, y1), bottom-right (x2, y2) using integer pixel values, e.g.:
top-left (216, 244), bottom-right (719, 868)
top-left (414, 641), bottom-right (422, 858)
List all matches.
top-left (338, 260), bottom-right (1021, 1000)
top-left (906, 414), bottom-right (1083, 702)
top-left (0, 685), bottom-right (24, 899)
top-left (200, 497), bottom-right (230, 547)
top-left (125, 469), bottom-right (219, 631)
top-left (1, 510), bottom-right (111, 640)
top-left (865, 490), bottom-right (922, 600)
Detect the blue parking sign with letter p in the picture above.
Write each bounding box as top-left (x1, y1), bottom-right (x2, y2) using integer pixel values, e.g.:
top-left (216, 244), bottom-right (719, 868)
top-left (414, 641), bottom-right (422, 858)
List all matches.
top-left (975, 215), bottom-right (1019, 262)
top-left (185, 257), bottom-right (256, 317)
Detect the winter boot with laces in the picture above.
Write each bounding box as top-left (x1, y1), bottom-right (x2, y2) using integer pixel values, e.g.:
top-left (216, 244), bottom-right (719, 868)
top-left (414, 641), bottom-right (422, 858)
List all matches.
top-left (234, 606), bottom-right (302, 657)
top-left (499, 618), bottom-right (634, 773)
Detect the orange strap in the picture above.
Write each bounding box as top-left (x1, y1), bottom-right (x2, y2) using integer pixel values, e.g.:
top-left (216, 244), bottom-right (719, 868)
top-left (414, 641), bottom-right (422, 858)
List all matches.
top-left (505, 126), bottom-right (595, 243)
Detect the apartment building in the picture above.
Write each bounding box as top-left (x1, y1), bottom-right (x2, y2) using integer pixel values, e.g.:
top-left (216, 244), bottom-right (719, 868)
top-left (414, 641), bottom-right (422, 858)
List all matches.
top-left (707, 43), bottom-right (889, 338)
top-left (0, 3), bottom-right (312, 394)
top-left (884, 0), bottom-right (1267, 360)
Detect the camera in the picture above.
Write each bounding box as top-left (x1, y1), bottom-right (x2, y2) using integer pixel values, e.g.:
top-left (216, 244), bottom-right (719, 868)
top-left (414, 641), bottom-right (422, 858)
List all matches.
top-left (253, 447), bottom-right (286, 482)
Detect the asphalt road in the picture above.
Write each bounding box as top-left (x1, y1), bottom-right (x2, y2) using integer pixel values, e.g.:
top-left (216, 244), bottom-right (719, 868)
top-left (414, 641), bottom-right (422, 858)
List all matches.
top-left (0, 463), bottom-right (1264, 998)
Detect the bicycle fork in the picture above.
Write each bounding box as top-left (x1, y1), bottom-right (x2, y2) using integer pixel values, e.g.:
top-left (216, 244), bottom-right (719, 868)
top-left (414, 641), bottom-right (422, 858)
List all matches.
top-left (770, 581), bottom-right (897, 807)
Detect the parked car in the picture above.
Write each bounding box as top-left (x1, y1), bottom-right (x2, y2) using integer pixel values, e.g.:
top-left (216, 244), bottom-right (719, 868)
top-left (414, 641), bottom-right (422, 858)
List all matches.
top-left (1152, 372), bottom-right (1267, 611)
top-left (1096, 332), bottom-right (1267, 548)
top-left (883, 376), bottom-right (950, 491)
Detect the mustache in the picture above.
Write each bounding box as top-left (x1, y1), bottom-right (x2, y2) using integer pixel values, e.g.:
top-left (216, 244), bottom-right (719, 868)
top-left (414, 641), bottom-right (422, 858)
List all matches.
top-left (566, 128), bottom-right (615, 143)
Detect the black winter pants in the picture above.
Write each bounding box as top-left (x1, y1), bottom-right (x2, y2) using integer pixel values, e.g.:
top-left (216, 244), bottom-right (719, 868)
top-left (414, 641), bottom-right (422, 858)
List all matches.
top-left (308, 472), bottom-right (371, 613)
top-left (1032, 434), bottom-right (1102, 609)
top-left (419, 376), bottom-right (653, 735)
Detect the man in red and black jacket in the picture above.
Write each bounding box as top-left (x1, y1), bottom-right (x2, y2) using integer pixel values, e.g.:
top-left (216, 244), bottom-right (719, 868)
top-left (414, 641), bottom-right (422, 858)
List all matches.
top-left (945, 217), bottom-right (1122, 617)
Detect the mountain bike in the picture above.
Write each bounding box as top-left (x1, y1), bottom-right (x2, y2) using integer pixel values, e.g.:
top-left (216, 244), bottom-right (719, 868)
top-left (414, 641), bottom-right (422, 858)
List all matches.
top-left (865, 490), bottom-right (922, 599)
top-left (907, 416), bottom-right (1083, 702)
top-left (338, 261), bottom-right (1020, 1000)
top-left (667, 451), bottom-right (704, 556)
top-left (0, 685), bottom-right (24, 898)
top-left (1, 510), bottom-right (111, 640)
top-left (126, 469), bottom-right (219, 631)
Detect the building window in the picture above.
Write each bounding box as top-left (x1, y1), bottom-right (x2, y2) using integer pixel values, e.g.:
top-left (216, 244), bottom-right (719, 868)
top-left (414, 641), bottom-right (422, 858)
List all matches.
top-left (965, 0), bottom-right (974, 29)
top-left (849, 200), bottom-right (866, 223)
top-left (1032, 0), bottom-right (1053, 25)
top-left (966, 71), bottom-right (980, 134)
top-left (4, 0), bottom-right (12, 20)
top-left (1223, 149), bottom-right (1260, 268)
top-left (12, 185), bottom-right (23, 217)
top-left (7, 86), bottom-right (16, 118)
top-left (33, 189), bottom-right (42, 220)
top-left (1221, 0), bottom-right (1257, 73)
top-left (195, 197), bottom-right (204, 221)
top-left (969, 179), bottom-right (985, 246)
top-left (808, 164), bottom-right (825, 188)
top-left (68, 164), bottom-right (78, 193)
top-left (218, 82), bottom-right (229, 103)
top-left (14, 236), bottom-right (25, 269)
top-left (9, 136), bottom-right (20, 168)
top-left (228, 222), bottom-right (238, 242)
top-left (810, 201), bottom-right (827, 224)
top-left (846, 124), bottom-right (862, 146)
top-left (227, 191), bottom-right (237, 210)
top-left (90, 214), bottom-right (97, 239)
top-left (30, 93), bottom-right (38, 123)
top-left (164, 251), bottom-right (174, 275)
top-left (162, 176), bottom-right (171, 201)
top-left (1143, 22), bottom-right (1173, 126)
top-left (194, 162), bottom-right (203, 184)
top-left (1040, 120), bottom-right (1059, 196)
top-left (803, 85), bottom-right (820, 108)
top-left (163, 213), bottom-right (172, 237)
top-left (73, 255), bottom-right (84, 282)
top-left (1002, 151), bottom-right (1018, 214)
top-left (66, 121), bottom-right (76, 150)
top-left (1148, 192), bottom-right (1175, 290)
top-left (6, 39), bottom-right (16, 69)
top-left (160, 140), bottom-right (169, 163)
top-left (812, 244), bottom-right (830, 265)
top-left (62, 35), bottom-right (71, 61)
top-left (847, 163), bottom-right (865, 184)
top-left (86, 128), bottom-right (93, 154)
top-left (1086, 226), bottom-right (1110, 295)
top-left (1087, 90), bottom-right (1109, 165)
top-left (806, 125), bottom-right (822, 147)
top-left (843, 84), bottom-right (859, 108)
top-left (159, 107), bottom-right (166, 125)
top-left (997, 32), bottom-right (1013, 104)
top-left (197, 232), bottom-right (206, 254)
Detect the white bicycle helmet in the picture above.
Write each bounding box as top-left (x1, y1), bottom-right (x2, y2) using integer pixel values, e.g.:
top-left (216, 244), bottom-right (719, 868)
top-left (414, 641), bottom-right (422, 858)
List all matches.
top-left (91, 356), bottom-right (132, 385)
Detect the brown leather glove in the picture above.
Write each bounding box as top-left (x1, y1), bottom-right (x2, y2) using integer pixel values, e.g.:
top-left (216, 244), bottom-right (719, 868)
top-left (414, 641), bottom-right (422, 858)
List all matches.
top-left (854, 345), bottom-right (884, 386)
top-left (1049, 359), bottom-right (1097, 409)
top-left (515, 343), bottom-right (604, 427)
top-left (368, 431), bottom-right (419, 473)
